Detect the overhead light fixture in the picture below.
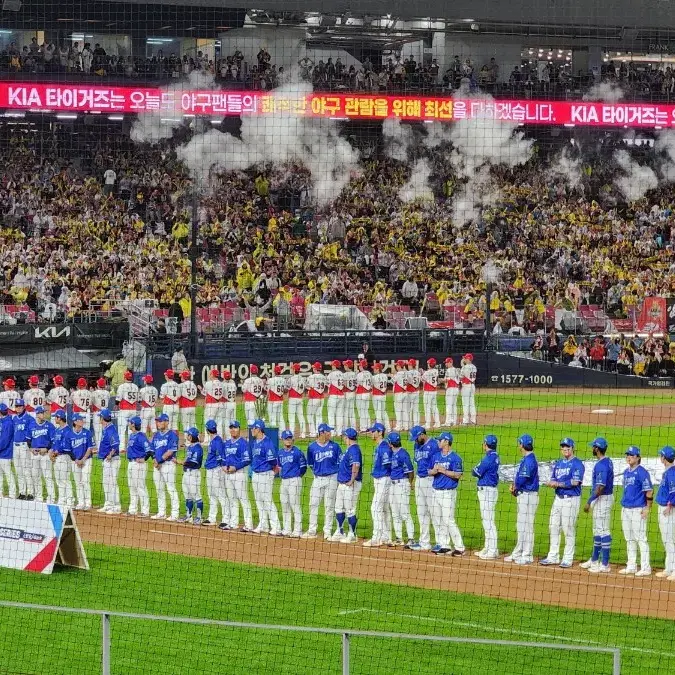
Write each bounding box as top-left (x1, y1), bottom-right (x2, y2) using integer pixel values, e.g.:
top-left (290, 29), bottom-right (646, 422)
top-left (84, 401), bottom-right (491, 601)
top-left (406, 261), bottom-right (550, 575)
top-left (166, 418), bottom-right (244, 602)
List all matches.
top-left (56, 17), bottom-right (74, 21)
top-left (108, 115), bottom-right (124, 121)
top-left (2, 111), bottom-right (24, 118)
top-left (0, 30), bottom-right (13, 34)
top-left (56, 113), bottom-right (77, 120)
top-left (158, 25), bottom-right (172, 29)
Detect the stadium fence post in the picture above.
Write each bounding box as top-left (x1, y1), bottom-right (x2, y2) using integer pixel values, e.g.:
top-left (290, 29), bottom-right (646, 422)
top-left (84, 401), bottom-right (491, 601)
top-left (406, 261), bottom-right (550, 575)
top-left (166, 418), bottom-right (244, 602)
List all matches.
top-left (612, 648), bottom-right (621, 675)
top-left (341, 632), bottom-right (350, 675)
top-left (102, 612), bottom-right (111, 675)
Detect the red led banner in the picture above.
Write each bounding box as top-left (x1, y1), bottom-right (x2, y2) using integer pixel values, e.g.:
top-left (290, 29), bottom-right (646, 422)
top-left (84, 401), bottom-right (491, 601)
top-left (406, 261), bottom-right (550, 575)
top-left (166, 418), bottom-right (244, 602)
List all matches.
top-left (0, 82), bottom-right (673, 127)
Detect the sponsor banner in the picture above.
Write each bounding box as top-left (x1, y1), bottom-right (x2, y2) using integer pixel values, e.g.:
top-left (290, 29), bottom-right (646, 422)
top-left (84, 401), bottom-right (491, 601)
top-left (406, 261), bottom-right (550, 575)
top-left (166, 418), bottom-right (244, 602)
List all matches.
top-left (0, 321), bottom-right (128, 347)
top-left (667, 297), bottom-right (675, 333)
top-left (3, 82), bottom-right (675, 127)
top-left (636, 296), bottom-right (668, 333)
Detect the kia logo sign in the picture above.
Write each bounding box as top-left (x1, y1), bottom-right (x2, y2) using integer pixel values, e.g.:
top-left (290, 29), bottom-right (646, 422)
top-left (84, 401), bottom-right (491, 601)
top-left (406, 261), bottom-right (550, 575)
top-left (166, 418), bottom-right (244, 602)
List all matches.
top-left (33, 326), bottom-right (71, 340)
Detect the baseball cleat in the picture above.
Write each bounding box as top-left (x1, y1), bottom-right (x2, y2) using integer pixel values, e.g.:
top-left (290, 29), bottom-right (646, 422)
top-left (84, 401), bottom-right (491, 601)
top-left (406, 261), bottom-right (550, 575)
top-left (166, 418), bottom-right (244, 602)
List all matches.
top-left (328, 531), bottom-right (344, 542)
top-left (281, 531), bottom-right (291, 537)
top-left (514, 558), bottom-right (532, 565)
top-left (362, 539), bottom-right (381, 547)
top-left (409, 543), bottom-right (432, 552)
top-left (177, 516), bottom-right (190, 523)
top-left (474, 549), bottom-right (487, 558)
top-left (300, 532), bottom-right (317, 539)
top-left (504, 555), bottom-right (516, 562)
top-left (406, 539), bottom-right (415, 548)
top-left (290, 532), bottom-right (302, 538)
top-left (139, 513), bottom-right (149, 518)
top-left (269, 530), bottom-right (281, 536)
top-left (193, 517), bottom-right (202, 526)
top-left (201, 520), bottom-right (214, 526)
top-left (341, 532), bottom-right (357, 544)
top-left (559, 562), bottom-right (573, 569)
top-left (97, 507), bottom-right (110, 513)
top-left (478, 552), bottom-right (499, 560)
top-left (218, 523), bottom-right (230, 530)
top-left (434, 547), bottom-right (451, 555)
top-left (538, 558), bottom-right (558, 566)
top-left (635, 569), bottom-right (652, 577)
top-left (166, 516), bottom-right (178, 522)
top-left (252, 526), bottom-right (265, 534)
top-left (393, 539), bottom-right (405, 547)
top-left (667, 573), bottom-right (675, 581)
top-left (242, 527), bottom-right (254, 533)
top-left (451, 549), bottom-right (465, 557)
top-left (589, 564), bottom-right (610, 574)
top-left (579, 559), bottom-right (594, 569)
top-left (619, 567), bottom-right (637, 575)
top-left (655, 570), bottom-right (670, 578)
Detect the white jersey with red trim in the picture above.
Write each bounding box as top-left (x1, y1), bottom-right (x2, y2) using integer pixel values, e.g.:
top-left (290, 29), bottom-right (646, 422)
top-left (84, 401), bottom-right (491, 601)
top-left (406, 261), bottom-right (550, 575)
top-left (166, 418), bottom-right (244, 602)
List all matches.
top-left (267, 376), bottom-right (286, 402)
top-left (422, 368), bottom-right (439, 391)
top-left (343, 370), bottom-right (357, 395)
top-left (287, 374), bottom-right (306, 399)
top-left (372, 373), bottom-right (389, 396)
top-left (0, 389), bottom-right (20, 413)
top-left (444, 367), bottom-right (461, 389)
top-left (203, 379), bottom-right (224, 405)
top-left (327, 370), bottom-right (344, 396)
top-left (407, 369), bottom-right (421, 391)
top-left (306, 373), bottom-right (327, 399)
top-left (460, 363), bottom-right (477, 385)
top-left (223, 381), bottom-right (237, 403)
top-left (91, 388), bottom-right (110, 412)
top-left (159, 381), bottom-right (180, 406)
top-left (139, 385), bottom-right (159, 409)
top-left (356, 371), bottom-right (373, 394)
top-left (392, 370), bottom-right (408, 394)
top-left (242, 376), bottom-right (264, 402)
top-left (179, 380), bottom-right (198, 408)
top-left (116, 382), bottom-right (139, 411)
top-left (22, 387), bottom-right (46, 412)
top-left (71, 388), bottom-right (92, 413)
top-left (48, 386), bottom-right (70, 413)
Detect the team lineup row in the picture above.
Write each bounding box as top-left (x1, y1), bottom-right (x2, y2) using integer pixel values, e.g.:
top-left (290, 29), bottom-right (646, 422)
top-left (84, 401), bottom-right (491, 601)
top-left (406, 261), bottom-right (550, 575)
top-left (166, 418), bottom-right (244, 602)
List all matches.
top-left (1, 403), bottom-right (674, 580)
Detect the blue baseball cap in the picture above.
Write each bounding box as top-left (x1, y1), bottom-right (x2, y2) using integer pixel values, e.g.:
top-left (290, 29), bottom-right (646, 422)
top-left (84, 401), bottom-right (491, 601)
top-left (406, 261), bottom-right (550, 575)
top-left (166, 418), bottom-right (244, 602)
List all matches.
top-left (249, 419), bottom-right (265, 431)
top-left (560, 437), bottom-right (575, 448)
top-left (409, 425), bottom-right (425, 441)
top-left (368, 422), bottom-right (386, 433)
top-left (660, 446), bottom-right (675, 462)
top-left (15, 399), bottom-right (24, 407)
top-left (98, 409), bottom-right (112, 421)
top-left (343, 427), bottom-right (358, 440)
top-left (34, 405), bottom-right (45, 414)
top-left (437, 431), bottom-right (453, 443)
top-left (590, 437), bottom-right (608, 451)
top-left (280, 430), bottom-right (294, 440)
top-left (484, 434), bottom-right (498, 449)
top-left (155, 413), bottom-right (169, 422)
top-left (387, 431), bottom-right (401, 445)
top-left (72, 413), bottom-right (85, 423)
top-left (54, 410), bottom-right (67, 421)
top-left (625, 445), bottom-right (641, 457)
top-left (205, 420), bottom-right (218, 433)
top-left (128, 416), bottom-right (141, 427)
top-left (186, 427), bottom-right (200, 438)
top-left (228, 420), bottom-right (241, 429)
top-left (518, 433), bottom-right (534, 449)
top-left (318, 423), bottom-right (334, 434)
top-left (0, 403), bottom-right (7, 413)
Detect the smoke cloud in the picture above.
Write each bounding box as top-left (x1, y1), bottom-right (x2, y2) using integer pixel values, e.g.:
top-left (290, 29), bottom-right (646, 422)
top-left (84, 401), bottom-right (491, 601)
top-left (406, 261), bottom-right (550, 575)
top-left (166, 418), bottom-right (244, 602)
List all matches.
top-left (398, 158), bottom-right (433, 202)
top-left (614, 149), bottom-right (658, 201)
top-left (584, 81), bottom-right (624, 103)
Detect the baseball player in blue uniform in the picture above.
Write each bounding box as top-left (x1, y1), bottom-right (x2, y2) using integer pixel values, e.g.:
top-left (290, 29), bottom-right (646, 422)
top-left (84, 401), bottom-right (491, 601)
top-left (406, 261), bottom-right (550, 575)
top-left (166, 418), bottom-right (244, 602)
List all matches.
top-left (408, 426), bottom-right (438, 551)
top-left (472, 434), bottom-right (501, 559)
top-left (580, 437), bottom-right (614, 573)
top-left (27, 407), bottom-right (55, 503)
top-left (50, 410), bottom-right (74, 507)
top-left (12, 399), bottom-right (33, 500)
top-left (203, 420), bottom-right (227, 526)
top-left (620, 446), bottom-right (653, 576)
top-left (388, 431), bottom-right (415, 546)
top-left (221, 420), bottom-right (254, 531)
top-left (69, 413), bottom-right (96, 511)
top-left (97, 409), bottom-right (122, 514)
top-left (656, 445), bottom-right (675, 580)
top-left (177, 427), bottom-right (204, 524)
top-left (279, 430), bottom-right (307, 537)
top-left (364, 422), bottom-right (392, 547)
top-left (250, 419), bottom-right (281, 535)
top-left (429, 431), bottom-right (465, 555)
top-left (150, 413), bottom-right (180, 521)
top-left (540, 438), bottom-right (585, 568)
top-left (125, 416), bottom-right (152, 517)
top-left (506, 433), bottom-right (539, 565)
top-left (333, 427), bottom-right (363, 543)
top-left (0, 404), bottom-right (17, 499)
top-left (304, 423), bottom-right (340, 540)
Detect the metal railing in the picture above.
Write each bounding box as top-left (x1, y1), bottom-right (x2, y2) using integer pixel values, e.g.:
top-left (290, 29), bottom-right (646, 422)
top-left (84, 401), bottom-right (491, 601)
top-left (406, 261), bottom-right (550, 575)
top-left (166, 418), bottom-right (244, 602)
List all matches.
top-left (0, 600), bottom-right (621, 674)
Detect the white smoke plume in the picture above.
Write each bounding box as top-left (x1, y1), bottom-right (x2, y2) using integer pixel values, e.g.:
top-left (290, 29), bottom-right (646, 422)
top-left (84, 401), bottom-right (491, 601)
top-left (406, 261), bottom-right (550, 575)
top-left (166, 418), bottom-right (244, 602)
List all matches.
top-left (548, 148), bottom-right (584, 188)
top-left (398, 158), bottom-right (433, 202)
top-left (451, 165), bottom-right (500, 226)
top-left (381, 117), bottom-right (414, 161)
top-left (654, 130), bottom-right (675, 184)
top-left (584, 81), bottom-right (624, 103)
top-left (614, 149), bottom-right (658, 201)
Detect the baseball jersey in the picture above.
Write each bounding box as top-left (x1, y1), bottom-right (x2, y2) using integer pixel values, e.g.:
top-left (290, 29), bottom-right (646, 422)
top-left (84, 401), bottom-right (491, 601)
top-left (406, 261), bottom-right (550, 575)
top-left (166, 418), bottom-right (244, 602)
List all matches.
top-left (0, 389), bottom-right (19, 413)
top-left (472, 450), bottom-right (500, 487)
top-left (223, 380), bottom-right (237, 403)
top-left (621, 465), bottom-right (653, 508)
top-left (28, 420), bottom-right (54, 449)
top-left (371, 373), bottom-right (388, 396)
top-left (116, 382), bottom-right (139, 411)
top-left (98, 423), bottom-right (120, 460)
top-left (267, 376), bottom-right (286, 403)
top-left (337, 443), bottom-right (363, 483)
top-left (414, 437), bottom-right (439, 478)
top-left (139, 385), bottom-right (159, 410)
top-left (551, 457), bottom-right (585, 498)
top-left (279, 445), bottom-right (308, 479)
top-left (287, 374), bottom-right (306, 399)
top-left (306, 372), bottom-right (327, 399)
top-left (151, 429), bottom-right (179, 464)
top-left (422, 368), bottom-right (439, 391)
top-left (242, 376), bottom-right (264, 402)
top-left (514, 453), bottom-right (539, 493)
top-left (251, 435), bottom-right (277, 473)
top-left (356, 371), bottom-right (372, 395)
top-left (183, 442), bottom-right (203, 471)
top-left (590, 456), bottom-right (615, 501)
top-left (656, 466), bottom-right (675, 507)
top-left (91, 388), bottom-right (110, 413)
top-left (460, 363), bottom-right (477, 385)
top-left (392, 370), bottom-right (408, 394)
top-left (160, 380), bottom-right (180, 406)
top-left (371, 440), bottom-right (392, 478)
top-left (343, 370), bottom-right (357, 395)
top-left (179, 380), bottom-right (198, 408)
top-left (0, 416), bottom-right (12, 459)
top-left (203, 379), bottom-right (224, 405)
top-left (69, 428), bottom-right (95, 461)
top-left (406, 369), bottom-right (420, 393)
top-left (23, 387), bottom-right (46, 413)
top-left (307, 440), bottom-right (340, 476)
top-left (12, 412), bottom-right (32, 443)
top-left (71, 388), bottom-right (92, 414)
top-left (52, 424), bottom-right (72, 456)
top-left (47, 386), bottom-right (69, 414)
top-left (327, 370), bottom-right (344, 396)
top-left (205, 435), bottom-right (225, 470)
top-left (222, 436), bottom-right (251, 471)
top-left (431, 450), bottom-right (463, 490)
top-left (390, 447), bottom-right (414, 481)
top-left (444, 367), bottom-right (460, 389)
top-left (126, 431), bottom-right (151, 461)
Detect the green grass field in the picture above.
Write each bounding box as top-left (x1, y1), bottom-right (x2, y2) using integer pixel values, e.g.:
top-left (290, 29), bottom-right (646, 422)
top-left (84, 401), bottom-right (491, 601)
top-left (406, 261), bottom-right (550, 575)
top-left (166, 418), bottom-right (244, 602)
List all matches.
top-left (3, 389), bottom-right (674, 673)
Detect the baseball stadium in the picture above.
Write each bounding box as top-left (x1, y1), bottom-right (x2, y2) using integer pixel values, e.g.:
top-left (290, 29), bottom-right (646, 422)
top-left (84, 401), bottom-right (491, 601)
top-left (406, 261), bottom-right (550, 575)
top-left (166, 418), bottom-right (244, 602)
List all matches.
top-left (0, 0), bottom-right (675, 672)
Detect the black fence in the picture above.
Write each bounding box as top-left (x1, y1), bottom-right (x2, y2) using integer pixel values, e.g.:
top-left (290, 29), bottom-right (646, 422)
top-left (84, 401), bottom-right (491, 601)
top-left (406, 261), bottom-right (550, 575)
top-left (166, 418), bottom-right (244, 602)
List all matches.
top-left (0, 320), bottom-right (129, 350)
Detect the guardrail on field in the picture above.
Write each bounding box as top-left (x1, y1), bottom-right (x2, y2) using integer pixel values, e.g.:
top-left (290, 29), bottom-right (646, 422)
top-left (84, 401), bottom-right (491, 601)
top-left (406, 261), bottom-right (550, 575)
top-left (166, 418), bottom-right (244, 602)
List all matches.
top-left (0, 600), bottom-right (622, 674)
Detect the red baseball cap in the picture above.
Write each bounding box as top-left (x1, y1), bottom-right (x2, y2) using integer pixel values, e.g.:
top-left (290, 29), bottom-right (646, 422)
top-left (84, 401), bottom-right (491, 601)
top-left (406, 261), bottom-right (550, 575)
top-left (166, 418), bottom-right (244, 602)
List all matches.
top-left (274, 365), bottom-right (282, 375)
top-left (396, 359), bottom-right (406, 368)
top-left (373, 362), bottom-right (382, 370)
top-left (427, 358), bottom-right (436, 366)
top-left (343, 359), bottom-right (353, 368)
top-left (444, 357), bottom-right (453, 364)
top-left (124, 371), bottom-right (133, 381)
top-left (408, 358), bottom-right (416, 366)
top-left (28, 375), bottom-right (39, 385)
top-left (96, 378), bottom-right (106, 388)
top-left (359, 359), bottom-right (368, 369)
top-left (210, 369), bottom-right (220, 377)
top-left (223, 371), bottom-right (232, 380)
top-left (143, 375), bottom-right (153, 384)
top-left (3, 378), bottom-right (15, 388)
top-left (53, 375), bottom-right (64, 385)
top-left (463, 353), bottom-right (474, 361)
top-left (180, 370), bottom-right (191, 380)
top-left (164, 369), bottom-right (175, 378)
top-left (292, 363), bottom-right (301, 373)
top-left (312, 362), bottom-right (322, 371)
top-left (77, 378), bottom-right (87, 388)
top-left (250, 365), bottom-right (259, 374)
top-left (331, 359), bottom-right (341, 368)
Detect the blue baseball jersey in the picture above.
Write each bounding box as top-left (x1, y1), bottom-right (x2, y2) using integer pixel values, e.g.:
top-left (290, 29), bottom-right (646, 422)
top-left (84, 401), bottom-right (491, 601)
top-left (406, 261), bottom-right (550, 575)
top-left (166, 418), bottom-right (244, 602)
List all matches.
top-left (390, 448), bottom-right (414, 481)
top-left (371, 440), bottom-right (392, 479)
top-left (0, 416), bottom-right (13, 459)
top-left (126, 431), bottom-right (151, 462)
top-left (590, 456), bottom-right (614, 499)
top-left (514, 453), bottom-right (539, 493)
top-left (656, 466), bottom-right (675, 507)
top-left (28, 420), bottom-right (55, 450)
top-left (251, 435), bottom-right (277, 474)
top-left (307, 440), bottom-right (340, 477)
top-left (12, 412), bottom-right (32, 444)
top-left (431, 450), bottom-right (463, 490)
top-left (279, 445), bottom-right (308, 479)
top-left (183, 443), bottom-right (203, 471)
top-left (205, 436), bottom-right (224, 470)
top-left (69, 428), bottom-right (95, 461)
top-left (52, 425), bottom-right (72, 456)
top-left (414, 437), bottom-right (438, 478)
top-left (622, 465), bottom-right (653, 508)
top-left (338, 443), bottom-right (363, 483)
top-left (551, 457), bottom-right (585, 498)
top-left (222, 437), bottom-right (251, 471)
top-left (98, 423), bottom-right (120, 460)
top-left (151, 429), bottom-right (178, 464)
top-left (472, 450), bottom-right (500, 487)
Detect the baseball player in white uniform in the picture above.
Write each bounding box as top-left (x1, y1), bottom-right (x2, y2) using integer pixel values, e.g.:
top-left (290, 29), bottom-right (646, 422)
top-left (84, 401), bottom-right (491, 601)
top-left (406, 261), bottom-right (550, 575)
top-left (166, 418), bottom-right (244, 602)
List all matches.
top-left (159, 370), bottom-right (180, 431)
top-left (460, 353), bottom-right (477, 425)
top-left (266, 365), bottom-right (287, 430)
top-left (47, 375), bottom-right (69, 422)
top-left (305, 362), bottom-right (327, 435)
top-left (201, 369), bottom-right (224, 436)
top-left (387, 431), bottom-right (415, 546)
top-left (406, 359), bottom-right (421, 429)
top-left (221, 371), bottom-right (237, 437)
top-left (241, 365), bottom-right (264, 426)
top-left (326, 360), bottom-right (345, 434)
top-left (178, 370), bottom-right (198, 432)
top-left (0, 378), bottom-right (19, 413)
top-left (471, 434), bottom-right (501, 559)
top-left (371, 363), bottom-right (389, 429)
top-left (116, 371), bottom-right (139, 452)
top-left (342, 360), bottom-right (358, 431)
top-left (392, 360), bottom-right (409, 431)
top-left (421, 358), bottom-right (440, 429)
top-left (71, 378), bottom-right (92, 430)
top-left (286, 364), bottom-right (307, 439)
top-left (23, 375), bottom-right (46, 420)
top-left (91, 378), bottom-right (110, 445)
top-left (139, 375), bottom-right (159, 434)
top-left (355, 360), bottom-right (372, 432)
top-left (443, 357), bottom-right (460, 426)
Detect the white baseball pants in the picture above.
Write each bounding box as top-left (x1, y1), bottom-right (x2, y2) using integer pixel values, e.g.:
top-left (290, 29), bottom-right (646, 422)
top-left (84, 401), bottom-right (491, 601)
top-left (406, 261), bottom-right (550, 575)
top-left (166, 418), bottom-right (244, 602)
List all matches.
top-left (306, 399), bottom-right (324, 436)
top-left (267, 401), bottom-right (284, 430)
top-left (621, 507), bottom-right (651, 572)
top-left (591, 494), bottom-right (614, 537)
top-left (658, 505), bottom-right (675, 575)
top-left (181, 469), bottom-right (202, 502)
top-left (32, 452), bottom-right (55, 502)
top-left (512, 491), bottom-right (539, 561)
top-left (162, 404), bottom-right (179, 432)
top-left (546, 495), bottom-right (580, 565)
top-left (461, 384), bottom-right (476, 424)
top-left (370, 476), bottom-right (391, 543)
top-left (102, 456), bottom-right (121, 511)
top-left (220, 403), bottom-right (236, 438)
top-left (477, 486), bottom-right (499, 556)
top-left (307, 474), bottom-right (338, 537)
top-left (355, 395), bottom-right (371, 432)
top-left (92, 416), bottom-right (103, 447)
top-left (408, 392), bottom-right (420, 428)
top-left (415, 475), bottom-right (434, 548)
top-left (252, 471), bottom-right (280, 532)
top-left (244, 401), bottom-right (257, 427)
top-left (127, 460), bottom-right (149, 515)
top-left (371, 396), bottom-right (389, 429)
top-left (206, 468), bottom-right (228, 523)
top-left (432, 489), bottom-right (464, 551)
top-left (117, 409), bottom-right (136, 451)
top-left (389, 480), bottom-right (414, 541)
top-left (0, 458), bottom-right (17, 499)
top-left (153, 462), bottom-right (179, 518)
top-left (327, 397), bottom-right (345, 434)
top-left (423, 391), bottom-right (440, 429)
top-left (14, 442), bottom-right (31, 496)
top-left (280, 476), bottom-right (303, 536)
top-left (444, 388), bottom-right (459, 426)
top-left (53, 455), bottom-right (74, 507)
top-left (180, 408), bottom-right (196, 432)
top-left (287, 398), bottom-right (307, 438)
top-left (204, 404), bottom-right (220, 430)
top-left (335, 481), bottom-right (362, 518)
top-left (141, 409), bottom-right (157, 435)
top-left (224, 468), bottom-right (253, 529)
top-left (343, 394), bottom-right (357, 430)
top-left (394, 393), bottom-right (408, 431)
top-left (73, 459), bottom-right (92, 509)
